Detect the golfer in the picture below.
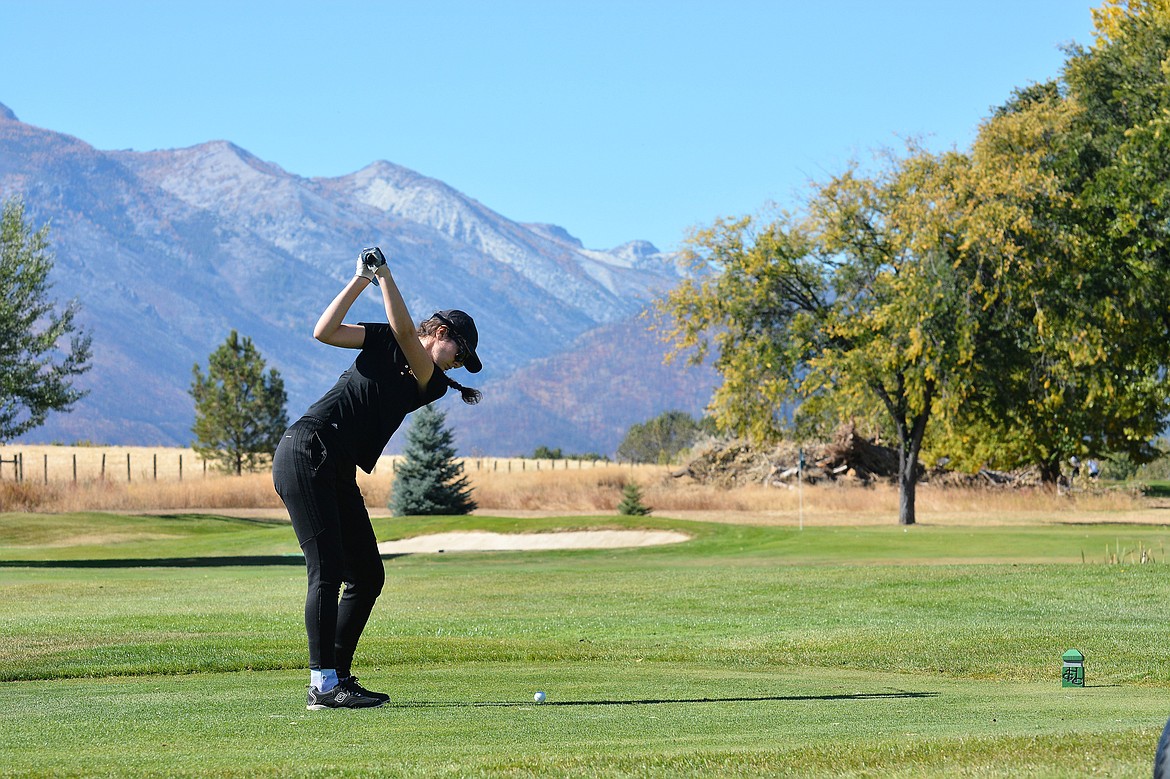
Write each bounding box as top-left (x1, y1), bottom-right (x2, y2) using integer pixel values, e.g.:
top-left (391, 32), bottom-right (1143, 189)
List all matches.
top-left (272, 247), bottom-right (482, 710)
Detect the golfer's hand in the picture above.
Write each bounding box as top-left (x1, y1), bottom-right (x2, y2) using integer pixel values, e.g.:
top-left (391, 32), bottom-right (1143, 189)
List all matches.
top-left (360, 247), bottom-right (387, 287)
top-left (355, 253), bottom-right (377, 284)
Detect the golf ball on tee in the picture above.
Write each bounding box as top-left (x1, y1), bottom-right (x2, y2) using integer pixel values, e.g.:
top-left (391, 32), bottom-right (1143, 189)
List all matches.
top-left (533, 691), bottom-right (546, 703)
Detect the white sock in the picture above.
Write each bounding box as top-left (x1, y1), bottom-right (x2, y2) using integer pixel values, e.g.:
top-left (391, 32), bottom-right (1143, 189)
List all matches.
top-left (311, 669), bottom-right (339, 692)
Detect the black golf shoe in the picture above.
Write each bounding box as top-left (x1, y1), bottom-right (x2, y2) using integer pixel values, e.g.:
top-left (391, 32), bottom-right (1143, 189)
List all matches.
top-left (306, 682), bottom-right (384, 710)
top-left (340, 675), bottom-right (390, 704)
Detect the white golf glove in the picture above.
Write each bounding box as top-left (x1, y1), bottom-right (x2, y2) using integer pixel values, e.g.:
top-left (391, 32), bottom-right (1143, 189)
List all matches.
top-left (358, 247), bottom-right (387, 286)
top-left (355, 254), bottom-right (377, 283)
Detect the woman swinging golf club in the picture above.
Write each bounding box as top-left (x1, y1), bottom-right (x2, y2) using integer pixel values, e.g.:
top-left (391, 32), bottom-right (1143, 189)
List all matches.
top-left (273, 247), bottom-right (482, 710)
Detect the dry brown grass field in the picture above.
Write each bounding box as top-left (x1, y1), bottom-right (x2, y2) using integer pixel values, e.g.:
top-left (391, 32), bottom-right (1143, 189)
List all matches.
top-left (2, 443), bottom-right (1167, 525)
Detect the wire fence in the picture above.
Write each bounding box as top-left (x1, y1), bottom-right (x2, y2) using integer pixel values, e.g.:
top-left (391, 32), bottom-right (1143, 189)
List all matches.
top-left (0, 446), bottom-right (621, 484)
top-left (0, 449), bottom-right (207, 484)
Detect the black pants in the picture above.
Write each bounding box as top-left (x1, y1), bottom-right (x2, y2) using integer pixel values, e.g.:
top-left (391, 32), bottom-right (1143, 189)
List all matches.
top-left (272, 417), bottom-right (385, 676)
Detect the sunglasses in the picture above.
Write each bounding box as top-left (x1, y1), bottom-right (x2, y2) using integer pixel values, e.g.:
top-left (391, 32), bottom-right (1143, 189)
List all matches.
top-left (448, 330), bottom-right (470, 366)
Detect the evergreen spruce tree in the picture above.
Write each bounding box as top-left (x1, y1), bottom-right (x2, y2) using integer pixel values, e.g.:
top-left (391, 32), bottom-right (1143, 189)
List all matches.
top-left (0, 197), bottom-right (92, 442)
top-left (389, 404), bottom-right (476, 515)
top-left (190, 330), bottom-right (288, 475)
top-left (618, 482), bottom-right (651, 516)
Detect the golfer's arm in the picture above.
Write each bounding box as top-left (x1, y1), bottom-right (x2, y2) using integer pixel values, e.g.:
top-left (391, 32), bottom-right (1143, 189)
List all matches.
top-left (313, 277), bottom-right (368, 348)
top-left (374, 266), bottom-right (434, 385)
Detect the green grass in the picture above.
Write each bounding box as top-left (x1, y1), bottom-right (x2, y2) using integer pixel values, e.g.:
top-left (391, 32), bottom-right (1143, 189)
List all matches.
top-left (2, 511), bottom-right (1169, 776)
top-left (1143, 480), bottom-right (1170, 498)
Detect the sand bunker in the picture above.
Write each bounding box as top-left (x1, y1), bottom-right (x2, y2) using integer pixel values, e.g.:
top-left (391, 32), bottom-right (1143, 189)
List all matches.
top-left (377, 529), bottom-right (690, 554)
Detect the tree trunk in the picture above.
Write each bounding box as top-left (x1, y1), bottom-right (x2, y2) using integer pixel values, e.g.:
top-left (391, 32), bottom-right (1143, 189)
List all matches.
top-left (875, 377), bottom-right (932, 526)
top-left (1039, 459), bottom-right (1062, 485)
top-left (896, 411), bottom-right (930, 526)
top-left (898, 457), bottom-right (917, 526)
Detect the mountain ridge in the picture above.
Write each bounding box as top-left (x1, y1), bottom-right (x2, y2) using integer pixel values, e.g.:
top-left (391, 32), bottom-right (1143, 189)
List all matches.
top-left (0, 100), bottom-right (717, 455)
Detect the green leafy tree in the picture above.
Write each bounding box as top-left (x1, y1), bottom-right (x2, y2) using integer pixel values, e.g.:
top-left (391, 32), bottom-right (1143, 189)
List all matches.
top-left (921, 85), bottom-right (1082, 481)
top-left (190, 330), bottom-right (288, 475)
top-left (617, 410), bottom-right (708, 464)
top-left (656, 0), bottom-right (1170, 514)
top-left (617, 482), bottom-right (651, 516)
top-left (809, 151), bottom-right (983, 524)
top-left (532, 445), bottom-right (607, 461)
top-left (0, 197), bottom-right (92, 442)
top-left (657, 148), bottom-right (981, 525)
top-left (389, 404), bottom-right (476, 515)
top-left (1041, 0), bottom-right (1170, 467)
top-left (929, 1), bottom-right (1170, 480)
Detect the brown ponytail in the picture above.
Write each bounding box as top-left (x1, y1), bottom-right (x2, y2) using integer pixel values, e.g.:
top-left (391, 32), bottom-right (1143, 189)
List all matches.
top-left (444, 374), bottom-right (482, 404)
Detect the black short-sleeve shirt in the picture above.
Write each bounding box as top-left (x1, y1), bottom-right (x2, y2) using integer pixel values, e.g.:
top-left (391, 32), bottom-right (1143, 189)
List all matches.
top-left (303, 322), bottom-right (449, 472)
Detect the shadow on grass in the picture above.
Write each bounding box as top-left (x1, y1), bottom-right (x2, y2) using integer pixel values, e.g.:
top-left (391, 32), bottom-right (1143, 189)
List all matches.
top-left (138, 512), bottom-right (291, 526)
top-left (0, 553), bottom-right (405, 568)
top-left (397, 691), bottom-right (940, 708)
top-left (0, 555), bottom-right (307, 568)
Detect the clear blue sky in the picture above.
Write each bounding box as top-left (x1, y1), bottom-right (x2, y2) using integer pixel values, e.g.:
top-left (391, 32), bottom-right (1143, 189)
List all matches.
top-left (1, 1), bottom-right (1097, 252)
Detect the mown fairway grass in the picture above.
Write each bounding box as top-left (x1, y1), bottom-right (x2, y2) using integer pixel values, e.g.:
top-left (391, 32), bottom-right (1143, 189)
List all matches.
top-left (2, 511), bottom-right (1170, 777)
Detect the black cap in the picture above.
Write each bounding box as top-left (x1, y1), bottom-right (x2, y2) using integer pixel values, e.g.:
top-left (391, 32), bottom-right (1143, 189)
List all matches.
top-left (433, 309), bottom-right (482, 373)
